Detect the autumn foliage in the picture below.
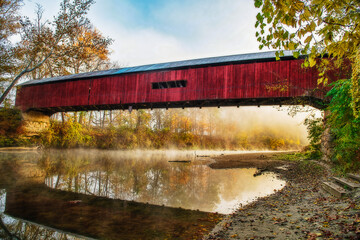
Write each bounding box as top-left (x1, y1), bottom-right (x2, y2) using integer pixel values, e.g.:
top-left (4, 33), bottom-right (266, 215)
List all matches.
top-left (255, 0), bottom-right (360, 167)
top-left (38, 108), bottom-right (305, 150)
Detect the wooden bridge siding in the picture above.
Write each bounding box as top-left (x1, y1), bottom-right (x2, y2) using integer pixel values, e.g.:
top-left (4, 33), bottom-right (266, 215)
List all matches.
top-left (290, 60), bottom-right (305, 98)
top-left (16, 58), bottom-right (320, 112)
top-left (289, 60), bottom-right (318, 98)
top-left (16, 84), bottom-right (36, 110)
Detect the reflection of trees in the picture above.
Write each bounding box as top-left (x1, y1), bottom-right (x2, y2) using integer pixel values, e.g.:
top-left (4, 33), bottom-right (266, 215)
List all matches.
top-left (2, 150), bottom-right (285, 214)
top-left (40, 151), bottom-right (223, 212)
top-left (0, 217), bottom-right (81, 240)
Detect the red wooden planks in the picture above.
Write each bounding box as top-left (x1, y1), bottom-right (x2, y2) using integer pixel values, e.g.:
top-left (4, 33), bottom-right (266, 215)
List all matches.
top-left (15, 58), bottom-right (326, 112)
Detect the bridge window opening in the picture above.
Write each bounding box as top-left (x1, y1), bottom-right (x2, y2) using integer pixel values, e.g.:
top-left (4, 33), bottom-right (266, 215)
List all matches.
top-left (152, 80), bottom-right (187, 89)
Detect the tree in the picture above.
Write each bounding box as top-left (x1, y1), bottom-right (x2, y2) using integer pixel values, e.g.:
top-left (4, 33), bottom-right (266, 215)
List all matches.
top-left (31, 25), bottom-right (114, 79)
top-left (326, 79), bottom-right (360, 169)
top-left (254, 0), bottom-right (360, 164)
top-left (26, 19), bottom-right (114, 125)
top-left (0, 0), bottom-right (95, 105)
top-left (254, 0), bottom-right (359, 112)
top-left (0, 0), bottom-right (22, 97)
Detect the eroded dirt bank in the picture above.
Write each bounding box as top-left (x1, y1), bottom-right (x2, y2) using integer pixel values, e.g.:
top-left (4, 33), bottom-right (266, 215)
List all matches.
top-left (204, 152), bottom-right (360, 239)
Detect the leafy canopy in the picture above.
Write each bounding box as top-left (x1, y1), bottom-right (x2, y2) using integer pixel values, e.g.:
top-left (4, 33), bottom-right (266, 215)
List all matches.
top-left (255, 0), bottom-right (359, 62)
top-left (255, 0), bottom-right (360, 165)
top-left (0, 0), bottom-right (23, 90)
top-left (254, 0), bottom-right (360, 117)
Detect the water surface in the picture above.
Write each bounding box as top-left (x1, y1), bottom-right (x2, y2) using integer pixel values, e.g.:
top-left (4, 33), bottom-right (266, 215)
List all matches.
top-left (0, 150), bottom-right (285, 239)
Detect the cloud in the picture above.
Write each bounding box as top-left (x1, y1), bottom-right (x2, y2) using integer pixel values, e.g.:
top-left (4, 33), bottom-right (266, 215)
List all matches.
top-left (104, 27), bottom-right (188, 67)
top-left (21, 0), bottom-right (262, 66)
top-left (88, 0), bottom-right (261, 66)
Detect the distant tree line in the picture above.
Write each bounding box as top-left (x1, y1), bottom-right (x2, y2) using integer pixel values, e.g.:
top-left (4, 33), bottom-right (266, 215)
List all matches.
top-left (39, 107), bottom-right (304, 150)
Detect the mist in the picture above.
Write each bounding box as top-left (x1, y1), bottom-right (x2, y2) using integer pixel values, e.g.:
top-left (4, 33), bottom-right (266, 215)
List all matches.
top-left (216, 106), bottom-right (317, 146)
top-left (48, 105), bottom-right (322, 150)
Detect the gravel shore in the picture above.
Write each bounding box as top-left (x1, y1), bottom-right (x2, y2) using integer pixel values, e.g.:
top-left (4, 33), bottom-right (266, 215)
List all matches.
top-left (204, 152), bottom-right (360, 239)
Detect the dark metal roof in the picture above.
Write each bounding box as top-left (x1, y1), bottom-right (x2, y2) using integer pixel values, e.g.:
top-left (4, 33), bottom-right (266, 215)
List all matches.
top-left (20, 50), bottom-right (299, 86)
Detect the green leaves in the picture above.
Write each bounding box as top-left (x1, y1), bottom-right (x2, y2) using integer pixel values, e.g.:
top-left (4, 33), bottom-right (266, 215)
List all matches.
top-left (254, 0), bottom-right (360, 68)
top-left (327, 79), bottom-right (360, 168)
top-left (256, 13), bottom-right (264, 23)
top-left (254, 0), bottom-right (263, 8)
top-left (293, 51), bottom-right (300, 58)
top-left (254, 0), bottom-right (360, 167)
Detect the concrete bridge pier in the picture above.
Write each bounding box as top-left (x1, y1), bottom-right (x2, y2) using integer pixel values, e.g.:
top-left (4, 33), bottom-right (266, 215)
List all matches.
top-left (21, 111), bottom-right (50, 136)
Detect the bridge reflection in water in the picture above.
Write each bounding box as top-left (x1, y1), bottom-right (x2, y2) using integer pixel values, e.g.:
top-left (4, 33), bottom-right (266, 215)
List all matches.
top-left (4, 183), bottom-right (219, 240)
top-left (0, 150), bottom-right (285, 239)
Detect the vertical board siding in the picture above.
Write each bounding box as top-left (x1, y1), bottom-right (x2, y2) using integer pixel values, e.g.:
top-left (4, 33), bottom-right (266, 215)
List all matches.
top-left (196, 67), bottom-right (205, 100)
top-left (15, 58), bottom-right (325, 112)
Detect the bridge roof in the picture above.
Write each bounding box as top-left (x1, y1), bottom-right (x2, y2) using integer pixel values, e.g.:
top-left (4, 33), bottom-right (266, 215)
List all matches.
top-left (20, 50), bottom-right (299, 86)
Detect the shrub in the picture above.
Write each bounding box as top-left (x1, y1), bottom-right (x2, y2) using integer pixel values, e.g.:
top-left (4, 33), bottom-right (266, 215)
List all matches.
top-left (327, 79), bottom-right (360, 171)
top-left (304, 114), bottom-right (324, 159)
top-left (0, 107), bottom-right (23, 136)
top-left (40, 119), bottom-right (93, 148)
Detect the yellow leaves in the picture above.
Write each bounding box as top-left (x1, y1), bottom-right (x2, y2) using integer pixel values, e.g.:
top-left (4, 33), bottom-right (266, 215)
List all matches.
top-left (309, 21), bottom-right (316, 32)
top-left (288, 42), bottom-right (296, 50)
top-left (351, 49), bottom-right (360, 118)
top-left (72, 26), bottom-right (111, 63)
top-left (308, 57), bottom-right (316, 67)
top-left (317, 77), bottom-right (328, 85)
top-left (304, 35), bottom-right (312, 44)
top-left (256, 0), bottom-right (359, 85)
top-left (265, 80), bottom-right (289, 93)
top-left (301, 8), bottom-right (311, 21)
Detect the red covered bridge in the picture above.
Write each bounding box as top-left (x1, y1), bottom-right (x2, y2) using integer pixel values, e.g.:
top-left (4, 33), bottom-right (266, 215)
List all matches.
top-left (16, 51), bottom-right (329, 114)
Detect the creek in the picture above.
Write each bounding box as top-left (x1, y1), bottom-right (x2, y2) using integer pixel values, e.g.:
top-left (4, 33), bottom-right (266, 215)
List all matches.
top-left (0, 149), bottom-right (285, 239)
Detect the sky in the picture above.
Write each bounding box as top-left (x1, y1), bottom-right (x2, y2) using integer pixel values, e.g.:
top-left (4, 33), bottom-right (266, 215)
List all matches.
top-left (21, 0), bottom-right (261, 67)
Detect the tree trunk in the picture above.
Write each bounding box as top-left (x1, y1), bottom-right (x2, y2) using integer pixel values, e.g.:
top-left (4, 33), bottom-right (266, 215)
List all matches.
top-left (109, 110), bottom-right (113, 126)
top-left (55, 174), bottom-right (61, 189)
top-left (102, 111), bottom-right (106, 127)
top-left (73, 112), bottom-right (78, 122)
top-left (88, 111), bottom-right (93, 126)
top-left (321, 110), bottom-right (334, 162)
top-left (78, 111), bottom-right (85, 124)
top-left (61, 112), bottom-right (65, 123)
top-left (0, 68), bottom-right (29, 104)
top-left (136, 111), bottom-right (141, 129)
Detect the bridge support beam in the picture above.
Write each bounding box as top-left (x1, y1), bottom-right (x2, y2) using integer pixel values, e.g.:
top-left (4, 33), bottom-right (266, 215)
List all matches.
top-left (21, 111), bottom-right (50, 136)
top-left (321, 110), bottom-right (334, 162)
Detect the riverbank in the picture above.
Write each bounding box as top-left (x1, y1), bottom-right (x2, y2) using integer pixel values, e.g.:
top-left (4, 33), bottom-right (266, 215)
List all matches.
top-left (205, 152), bottom-right (360, 239)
